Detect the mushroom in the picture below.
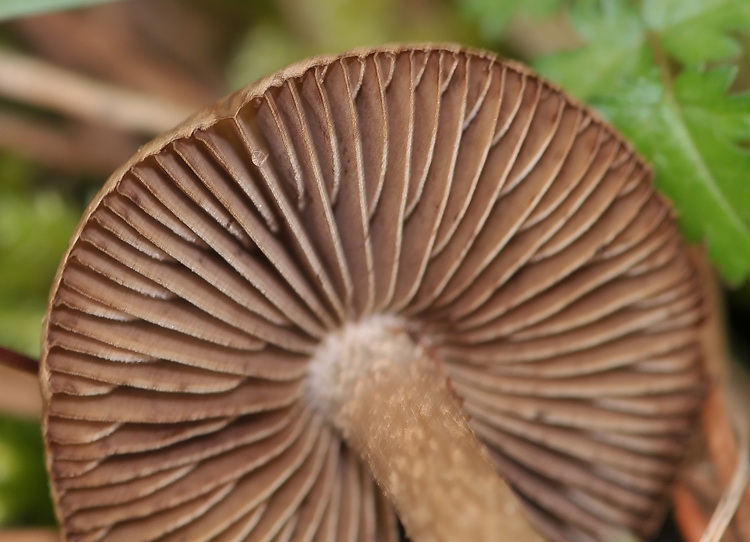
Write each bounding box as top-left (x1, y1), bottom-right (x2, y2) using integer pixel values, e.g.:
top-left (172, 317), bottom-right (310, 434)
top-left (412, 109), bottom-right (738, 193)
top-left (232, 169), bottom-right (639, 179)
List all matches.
top-left (41, 45), bottom-right (705, 541)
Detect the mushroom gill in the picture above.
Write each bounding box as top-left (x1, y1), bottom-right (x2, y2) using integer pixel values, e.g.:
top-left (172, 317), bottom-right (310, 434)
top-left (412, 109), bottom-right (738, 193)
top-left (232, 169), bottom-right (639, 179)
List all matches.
top-left (41, 45), bottom-right (704, 542)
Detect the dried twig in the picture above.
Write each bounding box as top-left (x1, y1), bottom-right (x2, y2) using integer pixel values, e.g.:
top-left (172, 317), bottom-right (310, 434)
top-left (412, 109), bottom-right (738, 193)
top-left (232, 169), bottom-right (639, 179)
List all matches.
top-left (0, 110), bottom-right (138, 176)
top-left (12, 4), bottom-right (221, 105)
top-left (0, 351), bottom-right (42, 419)
top-left (0, 49), bottom-right (193, 134)
top-left (0, 346), bottom-right (38, 375)
top-left (0, 529), bottom-right (58, 542)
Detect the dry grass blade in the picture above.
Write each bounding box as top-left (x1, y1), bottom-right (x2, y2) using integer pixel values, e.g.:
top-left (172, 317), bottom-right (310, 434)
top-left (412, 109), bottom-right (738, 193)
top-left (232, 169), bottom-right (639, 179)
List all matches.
top-left (11, 2), bottom-right (222, 106)
top-left (671, 248), bottom-right (750, 542)
top-left (700, 418), bottom-right (749, 542)
top-left (0, 110), bottom-right (138, 176)
top-left (0, 50), bottom-right (192, 134)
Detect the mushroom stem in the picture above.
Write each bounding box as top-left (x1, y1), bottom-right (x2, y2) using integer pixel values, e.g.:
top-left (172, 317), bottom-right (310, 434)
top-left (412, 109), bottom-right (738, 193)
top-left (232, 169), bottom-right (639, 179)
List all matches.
top-left (308, 316), bottom-right (544, 542)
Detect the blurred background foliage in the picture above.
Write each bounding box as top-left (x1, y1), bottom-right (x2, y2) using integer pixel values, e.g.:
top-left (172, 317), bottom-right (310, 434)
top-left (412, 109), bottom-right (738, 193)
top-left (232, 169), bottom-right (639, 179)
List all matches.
top-left (0, 0), bottom-right (747, 539)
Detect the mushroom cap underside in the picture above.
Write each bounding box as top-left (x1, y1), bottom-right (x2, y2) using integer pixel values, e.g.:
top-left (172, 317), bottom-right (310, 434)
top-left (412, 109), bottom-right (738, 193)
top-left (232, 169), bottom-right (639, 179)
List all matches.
top-left (41, 45), bottom-right (704, 542)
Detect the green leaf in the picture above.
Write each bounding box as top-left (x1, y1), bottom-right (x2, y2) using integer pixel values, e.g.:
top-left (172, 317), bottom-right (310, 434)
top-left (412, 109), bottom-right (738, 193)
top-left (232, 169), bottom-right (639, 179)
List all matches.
top-left (0, 0), bottom-right (120, 21)
top-left (536, 0), bottom-right (750, 282)
top-left (593, 66), bottom-right (750, 283)
top-left (537, 0), bottom-right (750, 96)
top-left (642, 0), bottom-right (750, 66)
top-left (535, 0), bottom-right (646, 99)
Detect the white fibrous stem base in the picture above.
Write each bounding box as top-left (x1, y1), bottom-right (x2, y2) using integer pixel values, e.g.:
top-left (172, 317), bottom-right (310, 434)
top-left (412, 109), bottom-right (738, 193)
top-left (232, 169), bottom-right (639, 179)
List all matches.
top-left (307, 315), bottom-right (544, 542)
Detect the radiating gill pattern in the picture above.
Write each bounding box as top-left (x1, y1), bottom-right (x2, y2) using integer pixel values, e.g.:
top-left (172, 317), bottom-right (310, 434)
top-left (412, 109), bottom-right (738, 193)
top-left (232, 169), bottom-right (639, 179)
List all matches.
top-left (43, 47), bottom-right (704, 542)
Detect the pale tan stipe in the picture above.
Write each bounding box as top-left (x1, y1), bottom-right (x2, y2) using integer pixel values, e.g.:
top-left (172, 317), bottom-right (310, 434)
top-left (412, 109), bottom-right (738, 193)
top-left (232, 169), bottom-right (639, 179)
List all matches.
top-left (311, 316), bottom-right (543, 542)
